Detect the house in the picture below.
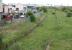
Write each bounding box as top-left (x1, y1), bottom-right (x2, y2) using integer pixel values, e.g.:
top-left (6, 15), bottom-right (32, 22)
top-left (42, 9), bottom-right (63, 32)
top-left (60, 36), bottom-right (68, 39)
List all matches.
top-left (3, 4), bottom-right (9, 14)
top-left (15, 3), bottom-right (24, 11)
top-left (0, 3), bottom-right (3, 12)
top-left (0, 3), bottom-right (3, 21)
top-left (3, 4), bottom-right (14, 14)
top-left (26, 4), bottom-right (40, 17)
top-left (0, 3), bottom-right (28, 24)
top-left (23, 5), bottom-right (27, 12)
top-left (27, 4), bottom-right (38, 13)
top-left (14, 4), bottom-right (27, 18)
top-left (23, 5), bottom-right (27, 17)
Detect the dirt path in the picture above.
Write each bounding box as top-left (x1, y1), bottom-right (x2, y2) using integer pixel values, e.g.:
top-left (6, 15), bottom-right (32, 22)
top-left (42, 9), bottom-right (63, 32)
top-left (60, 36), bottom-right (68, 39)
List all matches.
top-left (4, 15), bottom-right (46, 50)
top-left (46, 43), bottom-right (50, 50)
top-left (46, 40), bottom-right (53, 50)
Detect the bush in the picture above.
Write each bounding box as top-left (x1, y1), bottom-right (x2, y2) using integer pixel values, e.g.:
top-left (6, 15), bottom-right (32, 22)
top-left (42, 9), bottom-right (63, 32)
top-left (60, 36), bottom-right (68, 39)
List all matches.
top-left (26, 11), bottom-right (36, 22)
top-left (26, 11), bottom-right (33, 17)
top-left (52, 12), bottom-right (55, 15)
top-left (66, 13), bottom-right (72, 17)
top-left (0, 34), bottom-right (3, 50)
top-left (41, 7), bottom-right (47, 13)
top-left (37, 7), bottom-right (47, 13)
top-left (30, 15), bottom-right (36, 22)
top-left (69, 9), bottom-right (72, 12)
top-left (37, 7), bottom-right (40, 11)
top-left (62, 7), bottom-right (66, 11)
top-left (61, 7), bottom-right (69, 13)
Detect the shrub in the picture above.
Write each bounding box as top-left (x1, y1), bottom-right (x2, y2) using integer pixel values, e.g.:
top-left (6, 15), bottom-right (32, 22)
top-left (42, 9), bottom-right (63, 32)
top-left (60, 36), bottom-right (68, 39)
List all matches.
top-left (41, 7), bottom-right (47, 13)
top-left (26, 11), bottom-right (36, 22)
top-left (37, 7), bottom-right (47, 13)
top-left (26, 11), bottom-right (33, 17)
top-left (61, 7), bottom-right (68, 12)
top-left (52, 12), bottom-right (55, 15)
top-left (66, 12), bottom-right (72, 17)
top-left (70, 10), bottom-right (72, 12)
top-left (37, 7), bottom-right (40, 11)
top-left (62, 7), bottom-right (66, 11)
top-left (0, 34), bottom-right (3, 50)
top-left (30, 15), bottom-right (36, 22)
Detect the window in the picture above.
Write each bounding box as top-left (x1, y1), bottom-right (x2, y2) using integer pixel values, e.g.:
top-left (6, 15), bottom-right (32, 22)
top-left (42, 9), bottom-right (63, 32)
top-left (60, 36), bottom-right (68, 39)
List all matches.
top-left (12, 5), bottom-right (15, 7)
top-left (16, 8), bottom-right (19, 11)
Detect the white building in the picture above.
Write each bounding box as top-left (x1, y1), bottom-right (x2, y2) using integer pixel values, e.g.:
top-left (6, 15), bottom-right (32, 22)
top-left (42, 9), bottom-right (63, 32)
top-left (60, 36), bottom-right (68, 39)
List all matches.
top-left (3, 4), bottom-right (9, 13)
top-left (3, 4), bottom-right (14, 14)
top-left (14, 4), bottom-right (27, 17)
top-left (15, 3), bottom-right (24, 11)
top-left (0, 3), bottom-right (3, 21)
top-left (0, 3), bottom-right (3, 12)
top-left (27, 4), bottom-right (38, 13)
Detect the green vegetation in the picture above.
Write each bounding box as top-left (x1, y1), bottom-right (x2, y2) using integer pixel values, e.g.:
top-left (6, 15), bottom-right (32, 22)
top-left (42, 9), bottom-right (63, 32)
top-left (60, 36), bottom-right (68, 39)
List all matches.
top-left (0, 9), bottom-right (44, 50)
top-left (26, 11), bottom-right (36, 22)
top-left (1, 7), bottom-right (72, 50)
top-left (41, 7), bottom-right (48, 13)
top-left (66, 12), bottom-right (72, 17)
top-left (6, 8), bottom-right (72, 50)
top-left (0, 33), bottom-right (3, 50)
top-left (37, 7), bottom-right (47, 13)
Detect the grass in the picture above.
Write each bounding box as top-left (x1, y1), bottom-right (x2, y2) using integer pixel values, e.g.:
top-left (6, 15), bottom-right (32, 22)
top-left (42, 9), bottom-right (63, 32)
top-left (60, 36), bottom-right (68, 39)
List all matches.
top-left (1, 8), bottom-right (72, 50)
top-left (2, 21), bottom-right (35, 43)
top-left (1, 12), bottom-right (44, 45)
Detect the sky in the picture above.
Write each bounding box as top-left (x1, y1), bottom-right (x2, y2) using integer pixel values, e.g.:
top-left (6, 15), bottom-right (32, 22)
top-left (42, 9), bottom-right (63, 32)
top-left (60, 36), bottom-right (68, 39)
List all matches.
top-left (3, 0), bottom-right (72, 6)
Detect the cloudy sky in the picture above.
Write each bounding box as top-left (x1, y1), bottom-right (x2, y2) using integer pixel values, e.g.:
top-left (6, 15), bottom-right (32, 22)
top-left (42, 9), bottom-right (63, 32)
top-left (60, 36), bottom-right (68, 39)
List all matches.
top-left (3, 0), bottom-right (72, 6)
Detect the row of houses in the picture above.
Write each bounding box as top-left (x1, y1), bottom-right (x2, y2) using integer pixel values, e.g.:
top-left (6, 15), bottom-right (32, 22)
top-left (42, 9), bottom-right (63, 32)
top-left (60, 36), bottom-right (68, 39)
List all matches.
top-left (0, 3), bottom-right (38, 14)
top-left (0, 3), bottom-right (38, 24)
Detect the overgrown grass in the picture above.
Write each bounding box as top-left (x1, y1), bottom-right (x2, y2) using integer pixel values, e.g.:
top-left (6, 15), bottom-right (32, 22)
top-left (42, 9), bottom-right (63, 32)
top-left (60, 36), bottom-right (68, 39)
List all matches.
top-left (1, 8), bottom-right (72, 50)
top-left (1, 12), bottom-right (44, 47)
top-left (2, 21), bottom-right (35, 44)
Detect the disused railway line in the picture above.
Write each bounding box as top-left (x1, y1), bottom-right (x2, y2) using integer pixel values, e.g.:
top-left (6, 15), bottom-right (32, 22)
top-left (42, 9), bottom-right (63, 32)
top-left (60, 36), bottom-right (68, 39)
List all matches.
top-left (3, 14), bottom-right (46, 50)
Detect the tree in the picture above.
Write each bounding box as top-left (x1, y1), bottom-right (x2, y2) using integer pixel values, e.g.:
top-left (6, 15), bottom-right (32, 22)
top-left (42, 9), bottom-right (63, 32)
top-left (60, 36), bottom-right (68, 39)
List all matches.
top-left (40, 7), bottom-right (48, 13)
top-left (30, 15), bottom-right (36, 22)
top-left (37, 7), bottom-right (42, 12)
top-left (26, 11), bottom-right (36, 22)
top-left (37, 7), bottom-right (48, 13)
